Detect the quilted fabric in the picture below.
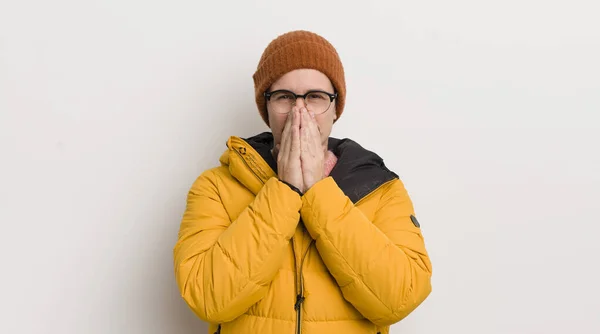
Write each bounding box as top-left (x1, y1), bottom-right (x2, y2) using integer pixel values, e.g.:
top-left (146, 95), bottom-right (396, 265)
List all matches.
top-left (173, 133), bottom-right (432, 333)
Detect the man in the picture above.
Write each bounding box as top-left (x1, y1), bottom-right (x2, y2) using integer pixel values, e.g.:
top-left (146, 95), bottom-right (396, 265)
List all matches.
top-left (174, 30), bottom-right (432, 334)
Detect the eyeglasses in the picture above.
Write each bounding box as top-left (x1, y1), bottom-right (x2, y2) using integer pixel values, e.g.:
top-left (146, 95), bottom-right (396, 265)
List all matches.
top-left (264, 89), bottom-right (337, 115)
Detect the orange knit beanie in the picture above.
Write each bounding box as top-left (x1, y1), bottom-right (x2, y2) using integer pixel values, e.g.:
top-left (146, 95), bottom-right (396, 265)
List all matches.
top-left (252, 30), bottom-right (346, 126)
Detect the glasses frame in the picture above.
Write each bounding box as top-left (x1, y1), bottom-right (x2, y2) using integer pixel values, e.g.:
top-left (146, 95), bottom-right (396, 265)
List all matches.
top-left (264, 89), bottom-right (338, 115)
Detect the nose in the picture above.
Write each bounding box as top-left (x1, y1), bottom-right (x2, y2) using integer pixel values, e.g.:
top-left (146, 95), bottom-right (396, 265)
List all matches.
top-left (294, 97), bottom-right (307, 109)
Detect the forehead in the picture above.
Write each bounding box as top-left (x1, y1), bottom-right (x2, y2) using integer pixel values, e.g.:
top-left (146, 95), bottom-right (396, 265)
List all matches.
top-left (270, 69), bottom-right (334, 92)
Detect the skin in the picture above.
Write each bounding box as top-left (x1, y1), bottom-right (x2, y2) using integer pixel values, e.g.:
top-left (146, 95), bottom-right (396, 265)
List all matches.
top-left (268, 69), bottom-right (338, 192)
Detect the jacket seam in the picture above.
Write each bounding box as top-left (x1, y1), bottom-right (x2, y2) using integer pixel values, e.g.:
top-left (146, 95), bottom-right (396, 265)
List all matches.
top-left (251, 203), bottom-right (283, 239)
top-left (237, 313), bottom-right (294, 322)
top-left (206, 278), bottom-right (259, 321)
top-left (215, 240), bottom-right (247, 281)
top-left (240, 313), bottom-right (372, 323)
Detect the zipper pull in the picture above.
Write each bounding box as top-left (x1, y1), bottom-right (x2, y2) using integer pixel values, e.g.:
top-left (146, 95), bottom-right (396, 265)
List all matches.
top-left (294, 294), bottom-right (305, 310)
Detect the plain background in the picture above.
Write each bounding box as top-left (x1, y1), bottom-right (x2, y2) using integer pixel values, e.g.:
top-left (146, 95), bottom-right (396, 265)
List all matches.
top-left (1, 0), bottom-right (599, 333)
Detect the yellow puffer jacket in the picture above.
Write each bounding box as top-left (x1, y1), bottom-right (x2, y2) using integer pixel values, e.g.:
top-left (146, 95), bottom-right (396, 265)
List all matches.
top-left (174, 132), bottom-right (432, 334)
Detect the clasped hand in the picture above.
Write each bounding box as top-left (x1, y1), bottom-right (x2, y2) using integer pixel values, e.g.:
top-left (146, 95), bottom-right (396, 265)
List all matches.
top-left (275, 107), bottom-right (325, 193)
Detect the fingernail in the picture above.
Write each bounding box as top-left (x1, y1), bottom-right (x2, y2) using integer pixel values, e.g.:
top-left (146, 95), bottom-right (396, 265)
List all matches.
top-left (309, 111), bottom-right (315, 118)
top-left (301, 107), bottom-right (307, 113)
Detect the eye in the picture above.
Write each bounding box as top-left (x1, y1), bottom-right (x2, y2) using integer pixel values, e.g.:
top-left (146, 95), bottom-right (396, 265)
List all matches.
top-left (307, 92), bottom-right (327, 100)
top-left (275, 93), bottom-right (294, 100)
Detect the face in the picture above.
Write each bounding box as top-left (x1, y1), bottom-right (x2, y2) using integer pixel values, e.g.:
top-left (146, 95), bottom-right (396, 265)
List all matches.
top-left (267, 69), bottom-right (337, 149)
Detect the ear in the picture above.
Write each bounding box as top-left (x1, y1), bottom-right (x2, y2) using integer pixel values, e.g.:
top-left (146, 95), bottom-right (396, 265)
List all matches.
top-left (333, 102), bottom-right (338, 120)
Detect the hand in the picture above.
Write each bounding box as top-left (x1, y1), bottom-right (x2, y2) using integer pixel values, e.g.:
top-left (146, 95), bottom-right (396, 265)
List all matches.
top-left (277, 108), bottom-right (304, 192)
top-left (300, 107), bottom-right (325, 191)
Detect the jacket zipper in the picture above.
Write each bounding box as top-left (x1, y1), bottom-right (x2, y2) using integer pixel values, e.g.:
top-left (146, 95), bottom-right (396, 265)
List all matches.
top-left (233, 147), bottom-right (266, 185)
top-left (294, 239), bottom-right (313, 334)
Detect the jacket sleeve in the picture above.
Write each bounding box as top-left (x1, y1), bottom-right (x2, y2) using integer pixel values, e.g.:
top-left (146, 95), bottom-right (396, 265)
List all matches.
top-left (173, 173), bottom-right (301, 324)
top-left (300, 176), bottom-right (432, 327)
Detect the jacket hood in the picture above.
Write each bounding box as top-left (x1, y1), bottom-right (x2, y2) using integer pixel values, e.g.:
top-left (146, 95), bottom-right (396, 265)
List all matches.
top-left (220, 131), bottom-right (398, 203)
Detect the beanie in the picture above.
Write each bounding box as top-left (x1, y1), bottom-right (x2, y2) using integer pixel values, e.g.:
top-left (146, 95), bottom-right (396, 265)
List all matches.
top-left (252, 30), bottom-right (346, 126)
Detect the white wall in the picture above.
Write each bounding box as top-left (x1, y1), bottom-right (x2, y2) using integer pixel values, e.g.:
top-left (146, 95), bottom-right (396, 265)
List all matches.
top-left (1, 0), bottom-right (599, 333)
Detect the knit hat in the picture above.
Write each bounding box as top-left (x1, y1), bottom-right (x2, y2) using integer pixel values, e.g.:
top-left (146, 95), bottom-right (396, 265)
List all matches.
top-left (252, 30), bottom-right (346, 126)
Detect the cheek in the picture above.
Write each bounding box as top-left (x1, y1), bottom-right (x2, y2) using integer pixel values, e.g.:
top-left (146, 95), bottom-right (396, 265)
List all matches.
top-left (318, 108), bottom-right (336, 127)
top-left (269, 114), bottom-right (289, 142)
top-left (315, 117), bottom-right (333, 137)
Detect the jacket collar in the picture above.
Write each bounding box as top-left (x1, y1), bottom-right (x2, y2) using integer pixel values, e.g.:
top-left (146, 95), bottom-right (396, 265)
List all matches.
top-left (220, 131), bottom-right (398, 203)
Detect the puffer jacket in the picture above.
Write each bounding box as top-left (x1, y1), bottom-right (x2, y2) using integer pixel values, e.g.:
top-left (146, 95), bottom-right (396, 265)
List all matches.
top-left (173, 132), bottom-right (432, 334)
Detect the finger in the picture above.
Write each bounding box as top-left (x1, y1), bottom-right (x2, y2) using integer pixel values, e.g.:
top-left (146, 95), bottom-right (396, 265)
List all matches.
top-left (290, 109), bottom-right (301, 160)
top-left (281, 109), bottom-right (293, 139)
top-left (307, 111), bottom-right (323, 154)
top-left (308, 110), bottom-right (320, 134)
top-left (304, 110), bottom-right (317, 138)
top-left (278, 112), bottom-right (293, 163)
top-left (299, 129), bottom-right (306, 161)
top-left (299, 106), bottom-right (306, 129)
top-left (304, 109), bottom-right (315, 151)
top-left (293, 106), bottom-right (301, 128)
top-left (283, 108), bottom-right (298, 156)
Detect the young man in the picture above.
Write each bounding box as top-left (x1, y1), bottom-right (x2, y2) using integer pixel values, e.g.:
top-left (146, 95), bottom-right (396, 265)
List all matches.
top-left (174, 30), bottom-right (432, 334)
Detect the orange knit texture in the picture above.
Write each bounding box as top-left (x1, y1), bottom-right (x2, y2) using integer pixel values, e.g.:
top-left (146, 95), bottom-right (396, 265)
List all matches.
top-left (253, 30), bottom-right (346, 126)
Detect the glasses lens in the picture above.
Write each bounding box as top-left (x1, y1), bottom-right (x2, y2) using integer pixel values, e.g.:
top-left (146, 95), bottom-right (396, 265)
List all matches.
top-left (305, 92), bottom-right (331, 114)
top-left (269, 91), bottom-right (295, 114)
